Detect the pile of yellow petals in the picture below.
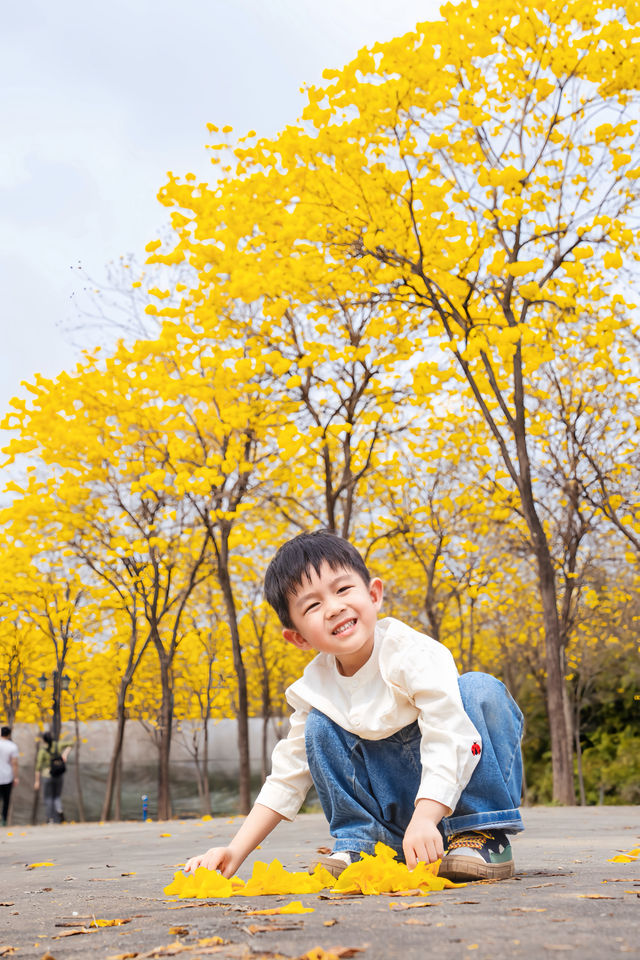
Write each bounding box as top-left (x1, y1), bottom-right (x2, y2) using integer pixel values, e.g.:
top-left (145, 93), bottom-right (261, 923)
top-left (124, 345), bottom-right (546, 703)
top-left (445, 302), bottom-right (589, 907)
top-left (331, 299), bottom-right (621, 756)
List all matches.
top-left (607, 846), bottom-right (640, 864)
top-left (332, 842), bottom-right (461, 895)
top-left (164, 859), bottom-right (335, 898)
top-left (164, 842), bottom-right (462, 899)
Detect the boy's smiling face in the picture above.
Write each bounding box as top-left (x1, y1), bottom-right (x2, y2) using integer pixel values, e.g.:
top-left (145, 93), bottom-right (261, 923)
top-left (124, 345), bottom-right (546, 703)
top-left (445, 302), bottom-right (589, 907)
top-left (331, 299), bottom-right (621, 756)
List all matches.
top-left (282, 562), bottom-right (383, 676)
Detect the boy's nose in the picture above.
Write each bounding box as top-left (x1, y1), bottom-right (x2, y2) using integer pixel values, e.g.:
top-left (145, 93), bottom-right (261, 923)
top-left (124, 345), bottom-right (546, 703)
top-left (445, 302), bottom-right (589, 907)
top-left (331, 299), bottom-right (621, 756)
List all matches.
top-left (326, 598), bottom-right (347, 619)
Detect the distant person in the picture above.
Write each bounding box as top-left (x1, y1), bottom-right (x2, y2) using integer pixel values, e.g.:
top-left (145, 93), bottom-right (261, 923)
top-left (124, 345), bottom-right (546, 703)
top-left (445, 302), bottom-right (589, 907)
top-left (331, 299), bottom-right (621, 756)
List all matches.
top-left (184, 530), bottom-right (524, 883)
top-left (0, 726), bottom-right (19, 826)
top-left (34, 731), bottom-right (73, 824)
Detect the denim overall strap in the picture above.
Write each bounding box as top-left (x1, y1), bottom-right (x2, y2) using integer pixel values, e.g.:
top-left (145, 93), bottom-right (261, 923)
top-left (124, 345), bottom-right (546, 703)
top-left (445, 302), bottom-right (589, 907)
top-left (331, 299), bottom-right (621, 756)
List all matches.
top-left (304, 671), bottom-right (524, 858)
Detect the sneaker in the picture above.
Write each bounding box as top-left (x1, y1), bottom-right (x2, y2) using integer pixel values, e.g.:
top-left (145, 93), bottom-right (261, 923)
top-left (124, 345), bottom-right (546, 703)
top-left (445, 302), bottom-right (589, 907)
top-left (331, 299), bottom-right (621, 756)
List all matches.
top-left (310, 850), bottom-right (357, 879)
top-left (438, 829), bottom-right (514, 881)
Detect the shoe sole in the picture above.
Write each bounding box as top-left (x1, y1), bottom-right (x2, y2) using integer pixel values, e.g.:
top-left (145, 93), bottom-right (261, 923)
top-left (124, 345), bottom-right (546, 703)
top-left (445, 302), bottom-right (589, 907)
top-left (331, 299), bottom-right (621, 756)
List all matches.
top-left (438, 855), bottom-right (515, 881)
top-left (310, 856), bottom-right (349, 879)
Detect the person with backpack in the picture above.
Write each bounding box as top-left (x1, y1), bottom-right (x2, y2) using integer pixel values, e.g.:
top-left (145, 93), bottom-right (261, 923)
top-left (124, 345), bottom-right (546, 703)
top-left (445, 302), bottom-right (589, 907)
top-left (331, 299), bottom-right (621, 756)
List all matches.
top-left (34, 731), bottom-right (73, 824)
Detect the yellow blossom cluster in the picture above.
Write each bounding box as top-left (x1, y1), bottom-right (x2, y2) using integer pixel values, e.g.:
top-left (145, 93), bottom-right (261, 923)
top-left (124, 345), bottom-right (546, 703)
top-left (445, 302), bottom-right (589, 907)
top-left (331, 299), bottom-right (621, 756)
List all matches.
top-left (164, 843), bottom-right (462, 899)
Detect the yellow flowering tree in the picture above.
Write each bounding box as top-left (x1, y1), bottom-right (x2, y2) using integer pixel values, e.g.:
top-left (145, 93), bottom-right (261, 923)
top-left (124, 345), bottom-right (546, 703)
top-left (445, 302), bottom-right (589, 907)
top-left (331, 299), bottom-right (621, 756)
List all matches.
top-left (152, 0), bottom-right (639, 802)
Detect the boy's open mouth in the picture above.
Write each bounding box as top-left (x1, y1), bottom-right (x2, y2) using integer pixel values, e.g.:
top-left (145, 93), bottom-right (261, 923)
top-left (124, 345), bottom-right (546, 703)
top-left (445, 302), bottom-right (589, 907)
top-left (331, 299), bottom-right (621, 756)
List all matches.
top-left (333, 618), bottom-right (357, 635)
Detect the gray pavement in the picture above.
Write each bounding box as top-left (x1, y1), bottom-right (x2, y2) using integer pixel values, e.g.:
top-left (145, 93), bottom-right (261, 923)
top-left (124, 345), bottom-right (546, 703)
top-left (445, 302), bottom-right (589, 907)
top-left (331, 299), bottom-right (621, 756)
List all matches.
top-left (1, 806), bottom-right (639, 960)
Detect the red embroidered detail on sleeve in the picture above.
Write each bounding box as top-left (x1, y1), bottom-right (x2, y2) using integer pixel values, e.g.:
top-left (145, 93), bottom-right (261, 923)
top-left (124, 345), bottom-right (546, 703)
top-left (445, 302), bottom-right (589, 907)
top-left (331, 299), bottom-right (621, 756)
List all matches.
top-left (471, 741), bottom-right (481, 756)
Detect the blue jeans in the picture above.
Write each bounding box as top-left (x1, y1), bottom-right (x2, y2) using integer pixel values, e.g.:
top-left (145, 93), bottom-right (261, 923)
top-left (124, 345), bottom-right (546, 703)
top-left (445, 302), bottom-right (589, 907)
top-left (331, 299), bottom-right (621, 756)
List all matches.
top-left (305, 672), bottom-right (524, 858)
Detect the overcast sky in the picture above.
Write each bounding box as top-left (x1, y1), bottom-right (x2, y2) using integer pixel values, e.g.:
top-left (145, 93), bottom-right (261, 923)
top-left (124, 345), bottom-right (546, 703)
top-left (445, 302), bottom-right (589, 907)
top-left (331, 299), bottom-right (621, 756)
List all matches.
top-left (1, 0), bottom-right (440, 428)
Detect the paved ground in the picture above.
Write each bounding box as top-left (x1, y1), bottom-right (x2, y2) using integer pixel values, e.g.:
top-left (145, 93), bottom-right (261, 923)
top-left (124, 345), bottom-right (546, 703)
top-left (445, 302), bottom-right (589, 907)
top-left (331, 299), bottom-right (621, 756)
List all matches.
top-left (1, 806), bottom-right (639, 960)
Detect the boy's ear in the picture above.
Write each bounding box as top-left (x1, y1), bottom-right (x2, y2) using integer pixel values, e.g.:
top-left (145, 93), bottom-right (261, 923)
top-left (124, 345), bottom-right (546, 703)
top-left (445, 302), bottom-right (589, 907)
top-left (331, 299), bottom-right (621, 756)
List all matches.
top-left (369, 576), bottom-right (384, 608)
top-left (282, 628), bottom-right (313, 651)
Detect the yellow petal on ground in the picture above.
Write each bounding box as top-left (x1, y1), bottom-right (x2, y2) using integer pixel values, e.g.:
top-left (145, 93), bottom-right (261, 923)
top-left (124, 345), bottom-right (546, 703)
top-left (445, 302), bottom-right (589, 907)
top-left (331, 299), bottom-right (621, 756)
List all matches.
top-left (26, 861), bottom-right (54, 869)
top-left (246, 900), bottom-right (314, 915)
top-left (90, 918), bottom-right (131, 927)
top-left (303, 949), bottom-right (343, 960)
top-left (607, 854), bottom-right (636, 863)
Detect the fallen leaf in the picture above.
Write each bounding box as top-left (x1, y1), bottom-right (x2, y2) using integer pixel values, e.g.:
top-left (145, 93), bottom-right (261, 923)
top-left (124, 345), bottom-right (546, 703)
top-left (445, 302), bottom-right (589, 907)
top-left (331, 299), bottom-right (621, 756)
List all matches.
top-left (302, 950), bottom-right (367, 960)
top-left (247, 901), bottom-right (314, 915)
top-left (166, 901), bottom-right (221, 910)
top-left (386, 889), bottom-right (424, 897)
top-left (578, 894), bottom-right (620, 900)
top-left (324, 919), bottom-right (338, 926)
top-left (389, 901), bottom-right (432, 911)
top-left (0, 948), bottom-right (16, 957)
top-left (92, 918), bottom-right (132, 927)
top-left (607, 846), bottom-right (639, 863)
top-left (52, 929), bottom-right (96, 939)
top-left (317, 847), bottom-right (332, 855)
top-left (168, 928), bottom-right (189, 936)
top-left (26, 862), bottom-right (54, 870)
top-left (0, 904), bottom-right (14, 907)
top-left (404, 918), bottom-right (429, 925)
top-left (107, 955), bottom-right (139, 960)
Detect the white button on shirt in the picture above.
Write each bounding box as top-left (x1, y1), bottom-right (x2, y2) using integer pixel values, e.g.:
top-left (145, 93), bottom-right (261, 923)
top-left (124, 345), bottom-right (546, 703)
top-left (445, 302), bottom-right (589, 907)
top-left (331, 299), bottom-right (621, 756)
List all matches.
top-left (255, 616), bottom-right (482, 821)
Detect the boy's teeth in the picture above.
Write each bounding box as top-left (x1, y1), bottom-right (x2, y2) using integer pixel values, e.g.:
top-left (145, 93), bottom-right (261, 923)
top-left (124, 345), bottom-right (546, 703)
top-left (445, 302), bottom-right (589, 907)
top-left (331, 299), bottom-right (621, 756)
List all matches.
top-left (334, 619), bottom-right (356, 635)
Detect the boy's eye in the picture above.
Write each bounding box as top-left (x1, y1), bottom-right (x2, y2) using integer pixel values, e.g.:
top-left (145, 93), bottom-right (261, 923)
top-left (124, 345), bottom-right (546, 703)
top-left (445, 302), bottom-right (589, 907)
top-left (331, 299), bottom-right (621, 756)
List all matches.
top-left (304, 601), bottom-right (319, 614)
top-left (337, 585), bottom-right (352, 593)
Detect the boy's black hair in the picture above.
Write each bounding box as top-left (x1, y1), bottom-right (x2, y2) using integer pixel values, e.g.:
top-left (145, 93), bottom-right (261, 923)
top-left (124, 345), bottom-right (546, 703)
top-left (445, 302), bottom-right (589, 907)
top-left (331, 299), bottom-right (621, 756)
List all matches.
top-left (1, 726), bottom-right (10, 738)
top-left (264, 529), bottom-right (371, 629)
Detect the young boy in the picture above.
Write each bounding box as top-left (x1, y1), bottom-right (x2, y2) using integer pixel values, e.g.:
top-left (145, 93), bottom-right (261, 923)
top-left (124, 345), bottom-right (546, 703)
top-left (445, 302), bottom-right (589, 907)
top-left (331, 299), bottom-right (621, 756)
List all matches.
top-left (185, 530), bottom-right (524, 882)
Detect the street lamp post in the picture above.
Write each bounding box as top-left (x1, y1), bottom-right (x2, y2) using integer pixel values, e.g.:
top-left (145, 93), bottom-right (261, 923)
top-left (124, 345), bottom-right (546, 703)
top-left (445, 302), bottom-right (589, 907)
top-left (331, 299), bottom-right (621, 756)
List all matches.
top-left (38, 671), bottom-right (71, 740)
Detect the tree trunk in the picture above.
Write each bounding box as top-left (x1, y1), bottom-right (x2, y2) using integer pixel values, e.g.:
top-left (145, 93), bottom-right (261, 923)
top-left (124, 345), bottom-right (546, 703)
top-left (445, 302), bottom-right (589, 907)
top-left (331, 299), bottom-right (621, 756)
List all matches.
top-left (575, 697), bottom-right (586, 806)
top-left (115, 750), bottom-right (123, 820)
top-left (101, 697), bottom-right (128, 821)
top-left (530, 530), bottom-right (576, 804)
top-left (202, 716), bottom-right (211, 815)
top-left (512, 383), bottom-right (576, 805)
top-left (217, 528), bottom-right (251, 813)
top-left (156, 652), bottom-right (173, 820)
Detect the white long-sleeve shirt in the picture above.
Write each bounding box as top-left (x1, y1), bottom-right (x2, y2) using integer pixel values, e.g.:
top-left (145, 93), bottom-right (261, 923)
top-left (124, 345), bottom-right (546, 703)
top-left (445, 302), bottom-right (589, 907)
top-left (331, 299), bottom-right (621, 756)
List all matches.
top-left (255, 616), bottom-right (482, 820)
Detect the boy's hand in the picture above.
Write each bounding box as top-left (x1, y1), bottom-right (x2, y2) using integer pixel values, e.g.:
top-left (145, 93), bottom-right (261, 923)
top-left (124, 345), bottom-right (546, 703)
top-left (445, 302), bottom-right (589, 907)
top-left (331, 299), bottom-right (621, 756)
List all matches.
top-left (183, 804), bottom-right (284, 879)
top-left (402, 798), bottom-right (448, 869)
top-left (183, 845), bottom-right (242, 878)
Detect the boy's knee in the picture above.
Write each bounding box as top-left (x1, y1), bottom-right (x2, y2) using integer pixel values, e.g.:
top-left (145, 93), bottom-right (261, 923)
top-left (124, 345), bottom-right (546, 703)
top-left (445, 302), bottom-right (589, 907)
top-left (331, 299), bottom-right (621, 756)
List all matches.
top-left (459, 671), bottom-right (505, 701)
top-left (459, 672), bottom-right (510, 720)
top-left (459, 672), bottom-right (522, 729)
